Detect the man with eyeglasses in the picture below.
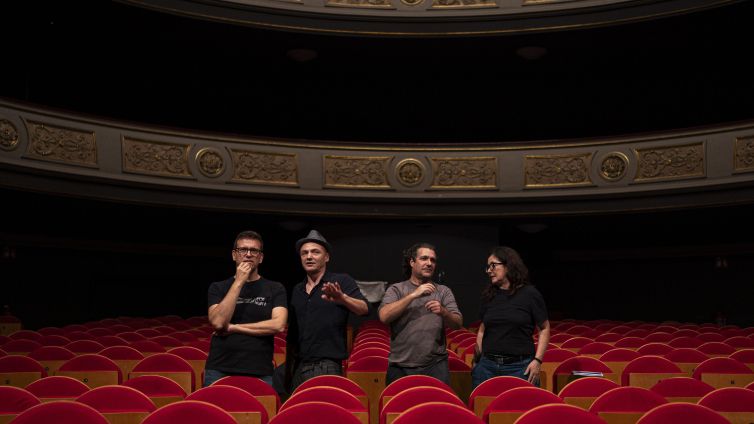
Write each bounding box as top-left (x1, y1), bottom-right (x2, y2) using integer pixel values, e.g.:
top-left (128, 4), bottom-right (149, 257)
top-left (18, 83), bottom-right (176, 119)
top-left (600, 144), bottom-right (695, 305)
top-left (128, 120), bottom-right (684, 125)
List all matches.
top-left (287, 229), bottom-right (369, 390)
top-left (379, 242), bottom-right (462, 385)
top-left (204, 230), bottom-right (288, 386)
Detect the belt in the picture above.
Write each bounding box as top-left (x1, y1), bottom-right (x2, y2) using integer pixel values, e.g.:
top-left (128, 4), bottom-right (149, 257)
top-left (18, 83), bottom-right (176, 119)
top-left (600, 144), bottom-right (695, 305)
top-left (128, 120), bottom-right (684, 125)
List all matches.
top-left (484, 353), bottom-right (531, 364)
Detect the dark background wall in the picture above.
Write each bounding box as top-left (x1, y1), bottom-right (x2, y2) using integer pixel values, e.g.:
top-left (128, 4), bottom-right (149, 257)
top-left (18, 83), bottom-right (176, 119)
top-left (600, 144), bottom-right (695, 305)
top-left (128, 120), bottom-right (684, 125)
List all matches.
top-left (3, 187), bottom-right (753, 330)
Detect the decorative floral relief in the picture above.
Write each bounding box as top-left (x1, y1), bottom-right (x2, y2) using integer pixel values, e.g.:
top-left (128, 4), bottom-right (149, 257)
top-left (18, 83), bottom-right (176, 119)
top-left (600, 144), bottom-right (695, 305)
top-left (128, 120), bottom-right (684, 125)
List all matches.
top-left (396, 159), bottom-right (425, 187)
top-left (230, 149), bottom-right (298, 186)
top-left (599, 152), bottom-right (629, 182)
top-left (25, 121), bottom-right (97, 166)
top-left (196, 148), bottom-right (225, 178)
top-left (122, 138), bottom-right (192, 177)
top-left (734, 137), bottom-right (754, 172)
top-left (635, 143), bottom-right (704, 182)
top-left (0, 119), bottom-right (19, 151)
top-left (432, 0), bottom-right (496, 8)
top-left (327, 0), bottom-right (394, 9)
top-left (324, 156), bottom-right (390, 189)
top-left (431, 158), bottom-right (497, 189)
top-left (524, 154), bottom-right (592, 187)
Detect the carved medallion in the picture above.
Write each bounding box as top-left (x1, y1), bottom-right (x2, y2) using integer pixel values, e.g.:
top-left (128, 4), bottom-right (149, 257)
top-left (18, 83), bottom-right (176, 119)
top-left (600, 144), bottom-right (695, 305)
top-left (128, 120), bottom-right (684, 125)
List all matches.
top-left (230, 149), bottom-right (298, 186)
top-left (634, 143), bottom-right (705, 182)
top-left (524, 153), bottom-right (592, 188)
top-left (0, 119), bottom-right (19, 151)
top-left (734, 136), bottom-right (754, 173)
top-left (599, 152), bottom-right (629, 182)
top-left (122, 137), bottom-right (193, 178)
top-left (326, 0), bottom-right (395, 9)
top-left (396, 158), bottom-right (425, 187)
top-left (25, 121), bottom-right (97, 167)
top-left (432, 0), bottom-right (496, 8)
top-left (196, 148), bottom-right (225, 178)
top-left (324, 155), bottom-right (391, 189)
top-left (430, 157), bottom-right (497, 190)
top-left (401, 0), bottom-right (423, 6)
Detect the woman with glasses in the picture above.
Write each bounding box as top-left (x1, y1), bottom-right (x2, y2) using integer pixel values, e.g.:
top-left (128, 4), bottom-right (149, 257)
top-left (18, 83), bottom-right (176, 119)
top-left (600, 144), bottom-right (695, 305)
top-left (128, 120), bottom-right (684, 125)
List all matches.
top-left (471, 246), bottom-right (550, 388)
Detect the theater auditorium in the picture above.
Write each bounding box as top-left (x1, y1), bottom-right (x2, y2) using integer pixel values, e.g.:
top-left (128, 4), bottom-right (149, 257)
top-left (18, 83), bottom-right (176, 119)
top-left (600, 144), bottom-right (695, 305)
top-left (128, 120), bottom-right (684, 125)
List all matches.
top-left (2, 1), bottom-right (754, 423)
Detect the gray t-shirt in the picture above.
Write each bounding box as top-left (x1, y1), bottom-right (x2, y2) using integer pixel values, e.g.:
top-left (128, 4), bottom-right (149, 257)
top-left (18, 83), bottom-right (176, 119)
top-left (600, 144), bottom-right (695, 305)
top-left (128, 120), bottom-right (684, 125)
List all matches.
top-left (379, 280), bottom-right (462, 367)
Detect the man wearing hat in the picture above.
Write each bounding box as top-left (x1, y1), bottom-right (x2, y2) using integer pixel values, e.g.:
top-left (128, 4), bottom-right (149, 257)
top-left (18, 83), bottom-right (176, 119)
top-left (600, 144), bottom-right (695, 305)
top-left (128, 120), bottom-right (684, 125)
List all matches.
top-left (287, 229), bottom-right (369, 390)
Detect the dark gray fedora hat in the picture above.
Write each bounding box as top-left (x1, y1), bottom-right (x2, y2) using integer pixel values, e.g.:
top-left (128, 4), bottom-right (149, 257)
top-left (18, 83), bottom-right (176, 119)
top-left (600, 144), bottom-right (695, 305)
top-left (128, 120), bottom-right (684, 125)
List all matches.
top-left (295, 229), bottom-right (332, 253)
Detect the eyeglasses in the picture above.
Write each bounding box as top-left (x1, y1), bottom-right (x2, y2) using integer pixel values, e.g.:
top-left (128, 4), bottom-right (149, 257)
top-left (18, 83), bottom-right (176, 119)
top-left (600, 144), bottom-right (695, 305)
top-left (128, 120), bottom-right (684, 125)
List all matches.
top-left (486, 262), bottom-right (504, 271)
top-left (234, 247), bottom-right (263, 256)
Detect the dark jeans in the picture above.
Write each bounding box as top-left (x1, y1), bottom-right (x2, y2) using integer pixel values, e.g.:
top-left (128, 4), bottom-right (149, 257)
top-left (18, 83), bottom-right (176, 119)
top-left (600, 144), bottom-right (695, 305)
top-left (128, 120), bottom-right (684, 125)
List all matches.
top-left (203, 369), bottom-right (273, 387)
top-left (291, 359), bottom-right (342, 391)
top-left (386, 357), bottom-right (450, 386)
top-left (471, 355), bottom-right (537, 389)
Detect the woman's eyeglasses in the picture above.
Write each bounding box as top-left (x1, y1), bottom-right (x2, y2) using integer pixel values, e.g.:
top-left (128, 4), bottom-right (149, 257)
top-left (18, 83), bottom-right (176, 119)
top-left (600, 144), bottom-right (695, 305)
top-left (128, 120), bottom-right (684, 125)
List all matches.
top-left (486, 262), bottom-right (503, 271)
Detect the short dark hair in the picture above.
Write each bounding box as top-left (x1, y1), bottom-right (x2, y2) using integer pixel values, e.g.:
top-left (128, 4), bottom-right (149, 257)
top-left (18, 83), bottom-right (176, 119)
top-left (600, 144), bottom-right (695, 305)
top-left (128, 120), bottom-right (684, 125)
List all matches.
top-left (402, 242), bottom-right (437, 279)
top-left (234, 230), bottom-right (264, 250)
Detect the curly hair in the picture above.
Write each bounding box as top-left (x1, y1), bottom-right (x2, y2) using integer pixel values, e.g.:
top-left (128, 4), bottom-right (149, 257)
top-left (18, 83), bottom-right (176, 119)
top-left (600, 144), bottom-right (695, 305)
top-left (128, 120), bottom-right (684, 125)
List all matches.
top-left (482, 246), bottom-right (529, 302)
top-left (402, 242), bottom-right (437, 279)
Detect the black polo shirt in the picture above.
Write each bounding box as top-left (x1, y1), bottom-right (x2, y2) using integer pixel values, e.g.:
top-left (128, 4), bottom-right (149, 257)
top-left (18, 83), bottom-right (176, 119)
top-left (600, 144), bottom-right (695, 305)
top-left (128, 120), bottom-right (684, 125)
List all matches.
top-left (290, 271), bottom-right (366, 362)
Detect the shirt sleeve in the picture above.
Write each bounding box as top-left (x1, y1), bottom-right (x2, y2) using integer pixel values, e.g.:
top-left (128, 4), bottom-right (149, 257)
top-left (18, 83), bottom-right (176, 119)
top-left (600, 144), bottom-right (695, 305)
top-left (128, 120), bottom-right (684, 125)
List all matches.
top-left (271, 282), bottom-right (288, 309)
top-left (207, 281), bottom-right (225, 308)
top-left (440, 286), bottom-right (462, 318)
top-left (338, 274), bottom-right (366, 301)
top-left (379, 283), bottom-right (401, 309)
top-left (529, 286), bottom-right (549, 328)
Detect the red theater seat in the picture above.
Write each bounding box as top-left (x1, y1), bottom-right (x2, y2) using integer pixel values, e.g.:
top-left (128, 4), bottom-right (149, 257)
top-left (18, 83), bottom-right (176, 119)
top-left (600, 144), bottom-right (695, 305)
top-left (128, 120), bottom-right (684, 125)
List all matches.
top-left (467, 375), bottom-right (532, 417)
top-left (697, 386), bottom-right (754, 424)
top-left (648, 376), bottom-right (714, 403)
top-left (0, 355), bottom-right (47, 388)
top-left (269, 401), bottom-right (361, 424)
top-left (483, 386), bottom-right (562, 424)
top-left (27, 346), bottom-right (76, 376)
top-left (0, 386), bottom-right (41, 422)
top-left (635, 403), bottom-right (728, 424)
top-left (76, 385), bottom-right (157, 424)
top-left (514, 404), bottom-right (608, 424)
top-left (213, 375), bottom-right (281, 418)
top-left (294, 374), bottom-right (368, 410)
top-left (692, 357), bottom-right (754, 388)
top-left (123, 375), bottom-right (187, 408)
top-left (381, 386), bottom-right (463, 424)
top-left (130, 353), bottom-right (195, 393)
top-left (558, 376), bottom-right (619, 410)
top-left (25, 376), bottom-right (90, 402)
top-left (57, 354), bottom-right (122, 388)
top-left (589, 386), bottom-right (666, 424)
top-left (621, 355), bottom-right (684, 387)
top-left (283, 386), bottom-right (367, 424)
top-left (392, 402), bottom-right (482, 424)
top-left (11, 401), bottom-right (109, 424)
top-left (187, 385), bottom-right (269, 424)
top-left (141, 400), bottom-right (236, 424)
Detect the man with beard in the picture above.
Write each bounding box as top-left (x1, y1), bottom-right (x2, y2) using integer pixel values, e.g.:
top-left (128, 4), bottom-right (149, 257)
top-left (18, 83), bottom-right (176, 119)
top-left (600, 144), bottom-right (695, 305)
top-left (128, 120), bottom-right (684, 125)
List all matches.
top-left (287, 230), bottom-right (369, 390)
top-left (379, 242), bottom-right (463, 385)
top-left (204, 230), bottom-right (288, 386)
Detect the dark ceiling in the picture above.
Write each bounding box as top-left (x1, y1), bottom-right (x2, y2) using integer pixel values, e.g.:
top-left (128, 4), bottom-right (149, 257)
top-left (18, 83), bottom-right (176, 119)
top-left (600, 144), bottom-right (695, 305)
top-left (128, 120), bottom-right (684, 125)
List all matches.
top-left (3, 0), bottom-right (754, 143)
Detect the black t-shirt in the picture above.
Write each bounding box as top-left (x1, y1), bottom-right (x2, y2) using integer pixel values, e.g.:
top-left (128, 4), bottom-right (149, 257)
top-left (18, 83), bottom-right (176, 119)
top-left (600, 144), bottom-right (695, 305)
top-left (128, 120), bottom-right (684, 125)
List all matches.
top-left (480, 285), bottom-right (548, 356)
top-left (205, 277), bottom-right (287, 376)
top-left (289, 271), bottom-right (366, 362)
